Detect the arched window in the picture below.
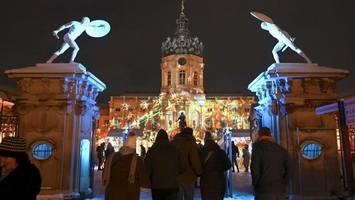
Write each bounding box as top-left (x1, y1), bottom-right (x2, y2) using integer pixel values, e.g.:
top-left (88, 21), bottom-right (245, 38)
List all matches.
top-left (179, 70), bottom-right (186, 85)
top-left (193, 72), bottom-right (198, 86)
top-left (167, 71), bottom-right (172, 86)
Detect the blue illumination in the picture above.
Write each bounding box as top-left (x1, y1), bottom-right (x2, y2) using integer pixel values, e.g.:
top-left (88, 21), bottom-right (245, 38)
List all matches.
top-left (80, 139), bottom-right (91, 192)
top-left (301, 142), bottom-right (322, 160)
top-left (32, 143), bottom-right (53, 160)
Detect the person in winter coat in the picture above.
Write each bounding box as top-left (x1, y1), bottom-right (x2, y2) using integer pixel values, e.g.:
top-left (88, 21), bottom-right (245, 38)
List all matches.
top-left (145, 129), bottom-right (185, 200)
top-left (231, 141), bottom-right (240, 173)
top-left (251, 127), bottom-right (289, 200)
top-left (172, 127), bottom-right (203, 200)
top-left (103, 132), bottom-right (149, 200)
top-left (0, 137), bottom-right (42, 200)
top-left (96, 142), bottom-right (105, 170)
top-left (140, 144), bottom-right (146, 158)
top-left (200, 132), bottom-right (231, 200)
top-left (242, 144), bottom-right (251, 172)
top-left (105, 142), bottom-right (115, 160)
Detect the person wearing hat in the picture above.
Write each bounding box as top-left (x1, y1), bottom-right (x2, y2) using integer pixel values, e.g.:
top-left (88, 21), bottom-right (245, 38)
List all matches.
top-left (0, 137), bottom-right (42, 200)
top-left (250, 127), bottom-right (289, 200)
top-left (103, 132), bottom-right (149, 200)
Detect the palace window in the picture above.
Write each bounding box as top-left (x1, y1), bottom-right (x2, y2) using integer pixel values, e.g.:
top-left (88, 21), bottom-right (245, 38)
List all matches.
top-left (167, 71), bottom-right (172, 86)
top-left (193, 72), bottom-right (198, 86)
top-left (179, 70), bottom-right (186, 85)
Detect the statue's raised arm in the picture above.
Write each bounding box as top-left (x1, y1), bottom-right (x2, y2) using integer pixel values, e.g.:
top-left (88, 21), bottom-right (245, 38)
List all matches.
top-left (250, 11), bottom-right (312, 64)
top-left (46, 17), bottom-right (111, 64)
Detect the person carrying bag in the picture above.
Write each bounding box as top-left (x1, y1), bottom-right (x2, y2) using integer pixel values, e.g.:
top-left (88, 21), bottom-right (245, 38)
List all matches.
top-left (103, 132), bottom-right (149, 200)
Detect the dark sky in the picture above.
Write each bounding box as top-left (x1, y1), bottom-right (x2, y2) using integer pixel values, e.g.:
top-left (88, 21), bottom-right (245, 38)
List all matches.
top-left (1, 0), bottom-right (354, 103)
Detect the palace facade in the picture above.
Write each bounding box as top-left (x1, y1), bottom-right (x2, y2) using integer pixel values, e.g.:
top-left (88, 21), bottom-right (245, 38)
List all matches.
top-left (98, 7), bottom-right (254, 143)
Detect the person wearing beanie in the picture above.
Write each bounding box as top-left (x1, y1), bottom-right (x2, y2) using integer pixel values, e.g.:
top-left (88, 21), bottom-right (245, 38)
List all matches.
top-left (103, 132), bottom-right (149, 200)
top-left (251, 127), bottom-right (289, 200)
top-left (172, 127), bottom-right (202, 200)
top-left (145, 129), bottom-right (185, 200)
top-left (0, 137), bottom-right (42, 200)
top-left (199, 131), bottom-right (231, 200)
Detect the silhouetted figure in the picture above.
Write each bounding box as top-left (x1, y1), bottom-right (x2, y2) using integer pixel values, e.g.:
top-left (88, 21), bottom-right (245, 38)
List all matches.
top-left (200, 132), bottom-right (231, 200)
top-left (242, 144), bottom-right (250, 172)
top-left (145, 129), bottom-right (185, 200)
top-left (231, 141), bottom-right (240, 173)
top-left (96, 142), bottom-right (105, 170)
top-left (140, 144), bottom-right (146, 158)
top-left (103, 132), bottom-right (149, 200)
top-left (172, 127), bottom-right (202, 200)
top-left (251, 127), bottom-right (289, 200)
top-left (105, 142), bottom-right (115, 160)
top-left (177, 112), bottom-right (187, 129)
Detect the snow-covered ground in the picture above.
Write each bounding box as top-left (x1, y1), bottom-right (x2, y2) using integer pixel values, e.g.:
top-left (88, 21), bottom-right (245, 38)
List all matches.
top-left (88, 170), bottom-right (254, 200)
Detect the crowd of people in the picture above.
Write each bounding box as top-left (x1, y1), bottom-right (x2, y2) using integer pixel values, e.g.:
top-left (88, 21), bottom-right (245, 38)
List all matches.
top-left (101, 126), bottom-right (289, 200)
top-left (96, 142), bottom-right (116, 170)
top-left (0, 126), bottom-right (289, 200)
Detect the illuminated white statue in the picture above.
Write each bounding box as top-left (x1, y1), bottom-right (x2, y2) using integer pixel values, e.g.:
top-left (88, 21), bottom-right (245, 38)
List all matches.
top-left (46, 17), bottom-right (111, 63)
top-left (251, 11), bottom-right (312, 63)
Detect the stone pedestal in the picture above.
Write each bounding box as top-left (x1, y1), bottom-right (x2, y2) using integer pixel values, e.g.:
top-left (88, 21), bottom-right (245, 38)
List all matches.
top-left (248, 63), bottom-right (349, 199)
top-left (5, 63), bottom-right (106, 199)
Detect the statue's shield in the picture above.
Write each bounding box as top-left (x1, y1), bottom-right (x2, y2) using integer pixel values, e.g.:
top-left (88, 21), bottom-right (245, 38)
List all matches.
top-left (250, 11), bottom-right (274, 24)
top-left (86, 20), bottom-right (111, 38)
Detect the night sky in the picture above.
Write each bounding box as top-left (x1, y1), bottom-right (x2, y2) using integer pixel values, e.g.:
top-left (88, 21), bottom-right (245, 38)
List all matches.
top-left (1, 0), bottom-right (354, 103)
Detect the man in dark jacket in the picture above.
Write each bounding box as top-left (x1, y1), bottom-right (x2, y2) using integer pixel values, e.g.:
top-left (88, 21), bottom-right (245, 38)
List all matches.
top-left (0, 137), bottom-right (42, 200)
top-left (145, 129), bottom-right (185, 200)
top-left (251, 127), bottom-right (289, 200)
top-left (172, 127), bottom-right (202, 200)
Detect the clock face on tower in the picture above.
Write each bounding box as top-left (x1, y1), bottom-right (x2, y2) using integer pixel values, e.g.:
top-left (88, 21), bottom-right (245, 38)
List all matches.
top-left (178, 57), bottom-right (187, 65)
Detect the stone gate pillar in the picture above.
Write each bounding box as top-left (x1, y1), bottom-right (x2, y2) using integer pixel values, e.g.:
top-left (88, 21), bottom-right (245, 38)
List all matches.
top-left (5, 63), bottom-right (106, 199)
top-left (248, 63), bottom-right (349, 199)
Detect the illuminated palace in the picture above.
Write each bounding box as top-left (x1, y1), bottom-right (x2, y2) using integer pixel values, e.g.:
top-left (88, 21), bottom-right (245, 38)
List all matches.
top-left (102, 7), bottom-right (254, 143)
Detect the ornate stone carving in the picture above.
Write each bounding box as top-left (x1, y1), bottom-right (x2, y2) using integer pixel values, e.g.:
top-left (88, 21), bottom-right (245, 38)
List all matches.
top-left (319, 78), bottom-right (336, 94)
top-left (161, 12), bottom-right (203, 57)
top-left (65, 79), bottom-right (77, 97)
top-left (92, 106), bottom-right (100, 120)
top-left (79, 81), bottom-right (88, 97)
top-left (92, 88), bottom-right (99, 100)
top-left (17, 79), bottom-right (32, 94)
top-left (74, 101), bottom-right (88, 116)
top-left (276, 78), bottom-right (290, 94)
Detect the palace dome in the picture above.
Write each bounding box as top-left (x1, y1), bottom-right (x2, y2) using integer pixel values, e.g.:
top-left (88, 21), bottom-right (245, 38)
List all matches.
top-left (161, 11), bottom-right (204, 57)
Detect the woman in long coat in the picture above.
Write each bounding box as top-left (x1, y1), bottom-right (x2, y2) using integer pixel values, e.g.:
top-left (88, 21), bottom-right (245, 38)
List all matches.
top-left (103, 132), bottom-right (149, 200)
top-left (200, 132), bottom-right (231, 200)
